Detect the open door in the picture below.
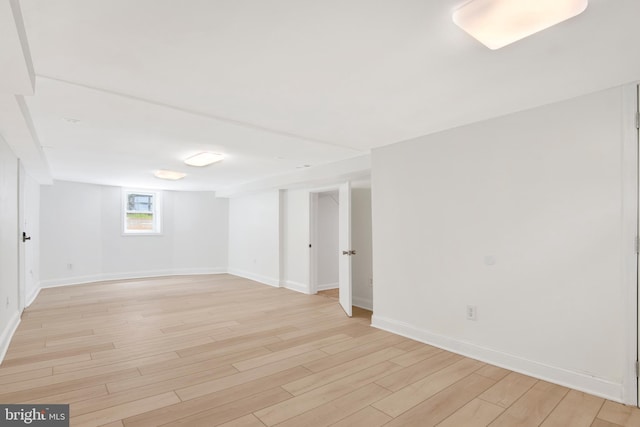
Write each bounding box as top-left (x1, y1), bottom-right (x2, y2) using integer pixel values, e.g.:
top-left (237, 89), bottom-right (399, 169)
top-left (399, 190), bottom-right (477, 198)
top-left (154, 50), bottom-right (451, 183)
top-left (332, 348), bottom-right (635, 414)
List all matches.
top-left (18, 163), bottom-right (36, 312)
top-left (18, 163), bottom-right (26, 312)
top-left (338, 181), bottom-right (352, 317)
top-left (636, 84), bottom-right (640, 407)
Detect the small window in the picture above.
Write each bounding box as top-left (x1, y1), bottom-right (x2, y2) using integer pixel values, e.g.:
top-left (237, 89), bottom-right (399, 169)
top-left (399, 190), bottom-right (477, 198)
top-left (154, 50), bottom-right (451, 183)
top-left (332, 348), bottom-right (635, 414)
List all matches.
top-left (123, 190), bottom-right (162, 234)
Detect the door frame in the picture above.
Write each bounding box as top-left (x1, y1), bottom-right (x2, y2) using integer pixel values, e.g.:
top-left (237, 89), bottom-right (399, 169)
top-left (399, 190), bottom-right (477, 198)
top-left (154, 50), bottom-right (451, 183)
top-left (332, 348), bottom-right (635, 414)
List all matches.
top-left (623, 83), bottom-right (639, 406)
top-left (633, 83), bottom-right (640, 407)
top-left (308, 189), bottom-right (340, 295)
top-left (308, 182), bottom-right (353, 317)
top-left (308, 185), bottom-right (340, 295)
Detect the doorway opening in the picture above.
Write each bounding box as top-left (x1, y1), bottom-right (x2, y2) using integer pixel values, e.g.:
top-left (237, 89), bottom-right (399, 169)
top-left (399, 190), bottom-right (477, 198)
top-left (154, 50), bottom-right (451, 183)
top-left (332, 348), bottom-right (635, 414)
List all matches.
top-left (312, 190), bottom-right (340, 297)
top-left (309, 182), bottom-right (353, 317)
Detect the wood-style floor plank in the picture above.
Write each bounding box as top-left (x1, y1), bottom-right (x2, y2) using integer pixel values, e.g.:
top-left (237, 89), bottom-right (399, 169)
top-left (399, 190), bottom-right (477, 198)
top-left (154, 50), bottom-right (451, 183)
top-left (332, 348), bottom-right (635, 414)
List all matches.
top-left (217, 414), bottom-right (266, 427)
top-left (273, 382), bottom-right (390, 427)
top-left (165, 387), bottom-right (292, 426)
top-left (488, 381), bottom-right (569, 427)
top-left (437, 398), bottom-right (505, 427)
top-left (371, 358), bottom-right (485, 417)
top-left (590, 419), bottom-right (624, 427)
top-left (1, 274), bottom-right (639, 427)
top-left (329, 406), bottom-right (392, 427)
top-left (479, 371), bottom-right (538, 408)
top-left (254, 361), bottom-right (401, 426)
top-left (540, 390), bottom-right (604, 427)
top-left (123, 367), bottom-right (310, 427)
top-left (597, 400), bottom-right (640, 426)
top-left (384, 373), bottom-right (496, 427)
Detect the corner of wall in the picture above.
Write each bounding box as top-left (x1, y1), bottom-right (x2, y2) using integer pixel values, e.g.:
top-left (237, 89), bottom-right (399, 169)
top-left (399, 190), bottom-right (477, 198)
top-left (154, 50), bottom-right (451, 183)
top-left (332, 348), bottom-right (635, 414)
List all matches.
top-left (26, 285), bottom-right (40, 307)
top-left (227, 269), bottom-right (281, 288)
top-left (353, 295), bottom-right (373, 311)
top-left (0, 310), bottom-right (21, 365)
top-left (316, 282), bottom-right (339, 291)
top-left (284, 280), bottom-right (312, 294)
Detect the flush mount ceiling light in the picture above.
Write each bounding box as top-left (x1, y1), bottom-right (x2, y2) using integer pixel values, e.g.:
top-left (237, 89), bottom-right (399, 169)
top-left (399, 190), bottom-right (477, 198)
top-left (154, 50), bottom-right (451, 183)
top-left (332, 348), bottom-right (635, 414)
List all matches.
top-left (154, 170), bottom-right (186, 180)
top-left (452, 0), bottom-right (588, 50)
top-left (184, 152), bottom-right (225, 167)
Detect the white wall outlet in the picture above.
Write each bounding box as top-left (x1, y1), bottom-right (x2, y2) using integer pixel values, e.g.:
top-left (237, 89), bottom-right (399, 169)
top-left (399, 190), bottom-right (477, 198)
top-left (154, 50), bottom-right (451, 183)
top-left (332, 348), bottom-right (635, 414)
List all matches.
top-left (466, 305), bottom-right (477, 320)
top-left (67, 263), bottom-right (73, 270)
top-left (5, 297), bottom-right (9, 308)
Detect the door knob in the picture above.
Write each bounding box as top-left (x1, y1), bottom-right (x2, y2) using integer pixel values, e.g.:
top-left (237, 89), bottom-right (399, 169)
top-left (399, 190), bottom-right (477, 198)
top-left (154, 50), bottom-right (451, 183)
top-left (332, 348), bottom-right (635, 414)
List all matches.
top-left (22, 232), bottom-right (31, 242)
top-left (342, 250), bottom-right (349, 255)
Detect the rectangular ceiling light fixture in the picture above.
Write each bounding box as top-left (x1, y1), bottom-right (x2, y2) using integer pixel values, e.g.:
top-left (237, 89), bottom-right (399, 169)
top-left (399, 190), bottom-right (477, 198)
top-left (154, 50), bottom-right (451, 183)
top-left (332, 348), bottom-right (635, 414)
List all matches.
top-left (154, 169), bottom-right (186, 180)
top-left (184, 152), bottom-right (225, 167)
top-left (452, 0), bottom-right (588, 50)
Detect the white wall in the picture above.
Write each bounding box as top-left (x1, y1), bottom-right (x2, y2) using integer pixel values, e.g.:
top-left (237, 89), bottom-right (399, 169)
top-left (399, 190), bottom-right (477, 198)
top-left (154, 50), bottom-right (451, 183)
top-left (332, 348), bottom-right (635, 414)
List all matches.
top-left (371, 85), bottom-right (637, 403)
top-left (228, 190), bottom-right (280, 286)
top-left (316, 192), bottom-right (339, 289)
top-left (352, 183), bottom-right (373, 310)
top-left (40, 181), bottom-right (103, 283)
top-left (0, 136), bottom-right (20, 361)
top-left (40, 181), bottom-right (228, 285)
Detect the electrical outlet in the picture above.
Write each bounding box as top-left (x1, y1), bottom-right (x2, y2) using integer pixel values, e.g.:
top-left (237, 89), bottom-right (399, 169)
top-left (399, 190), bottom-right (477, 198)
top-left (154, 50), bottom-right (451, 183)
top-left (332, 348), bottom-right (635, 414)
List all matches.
top-left (5, 297), bottom-right (9, 308)
top-left (466, 305), bottom-right (477, 321)
top-left (369, 278), bottom-right (373, 286)
top-left (67, 263), bottom-right (73, 270)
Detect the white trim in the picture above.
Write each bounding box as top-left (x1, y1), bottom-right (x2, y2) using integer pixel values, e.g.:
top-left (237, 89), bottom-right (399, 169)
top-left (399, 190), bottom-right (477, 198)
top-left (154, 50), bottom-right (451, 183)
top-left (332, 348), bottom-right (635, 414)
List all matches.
top-left (227, 268), bottom-right (280, 288)
top-left (317, 282), bottom-right (339, 291)
top-left (353, 295), bottom-right (373, 311)
top-left (621, 82), bottom-right (639, 406)
top-left (39, 268), bottom-right (227, 288)
top-left (371, 314), bottom-right (624, 403)
top-left (122, 189), bottom-right (163, 235)
top-left (309, 192), bottom-right (318, 295)
top-left (0, 310), bottom-right (21, 364)
top-left (284, 280), bottom-right (311, 294)
top-left (25, 286), bottom-right (40, 307)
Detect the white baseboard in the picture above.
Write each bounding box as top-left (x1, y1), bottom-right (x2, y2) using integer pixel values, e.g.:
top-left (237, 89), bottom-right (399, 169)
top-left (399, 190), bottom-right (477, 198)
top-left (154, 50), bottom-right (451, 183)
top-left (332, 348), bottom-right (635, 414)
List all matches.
top-left (284, 280), bottom-right (311, 294)
top-left (317, 282), bottom-right (339, 291)
top-left (371, 314), bottom-right (623, 403)
top-left (39, 268), bottom-right (228, 289)
top-left (353, 295), bottom-right (373, 311)
top-left (227, 269), bottom-right (280, 288)
top-left (26, 286), bottom-right (40, 307)
top-left (0, 310), bottom-right (21, 364)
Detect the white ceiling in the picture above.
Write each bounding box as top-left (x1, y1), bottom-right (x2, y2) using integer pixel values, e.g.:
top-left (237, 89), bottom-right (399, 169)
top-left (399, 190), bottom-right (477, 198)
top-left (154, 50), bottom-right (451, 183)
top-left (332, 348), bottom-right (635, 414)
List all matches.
top-left (4, 0), bottom-right (640, 191)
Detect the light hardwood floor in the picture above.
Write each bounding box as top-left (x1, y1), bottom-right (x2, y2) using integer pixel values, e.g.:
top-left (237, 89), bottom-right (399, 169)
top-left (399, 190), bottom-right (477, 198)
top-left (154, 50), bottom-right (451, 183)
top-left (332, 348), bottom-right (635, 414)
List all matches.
top-left (1, 274), bottom-right (639, 426)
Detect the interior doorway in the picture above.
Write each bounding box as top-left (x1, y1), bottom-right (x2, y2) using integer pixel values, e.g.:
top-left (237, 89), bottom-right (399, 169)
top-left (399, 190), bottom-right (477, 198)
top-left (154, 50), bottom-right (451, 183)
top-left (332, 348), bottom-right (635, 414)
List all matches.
top-left (313, 190), bottom-right (339, 294)
top-left (309, 183), bottom-right (353, 317)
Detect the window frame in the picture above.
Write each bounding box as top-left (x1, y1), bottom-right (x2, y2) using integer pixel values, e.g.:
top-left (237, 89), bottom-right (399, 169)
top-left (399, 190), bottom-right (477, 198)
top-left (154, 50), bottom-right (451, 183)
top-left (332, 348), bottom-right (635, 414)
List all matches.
top-left (122, 189), bottom-right (163, 235)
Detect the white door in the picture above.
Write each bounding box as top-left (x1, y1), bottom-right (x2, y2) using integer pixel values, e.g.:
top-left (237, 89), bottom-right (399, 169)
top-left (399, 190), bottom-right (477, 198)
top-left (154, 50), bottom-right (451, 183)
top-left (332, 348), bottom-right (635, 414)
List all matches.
top-left (637, 84), bottom-right (640, 407)
top-left (18, 163), bottom-right (35, 312)
top-left (18, 163), bottom-right (26, 312)
top-left (338, 182), bottom-right (352, 317)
